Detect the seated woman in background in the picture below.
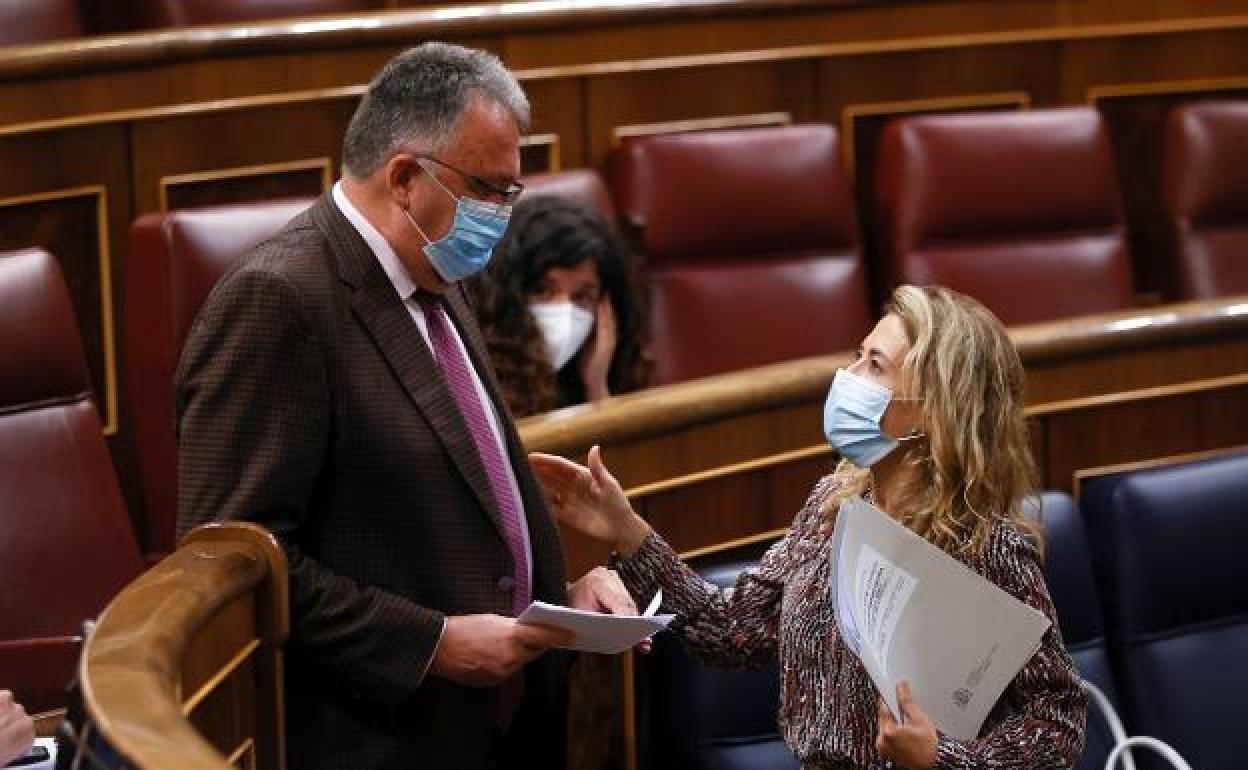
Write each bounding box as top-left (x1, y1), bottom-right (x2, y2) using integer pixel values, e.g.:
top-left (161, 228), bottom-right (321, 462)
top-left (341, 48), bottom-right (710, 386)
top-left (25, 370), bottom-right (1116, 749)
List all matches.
top-left (469, 195), bottom-right (653, 417)
top-left (0, 690), bottom-right (34, 765)
top-left (532, 285), bottom-right (1087, 770)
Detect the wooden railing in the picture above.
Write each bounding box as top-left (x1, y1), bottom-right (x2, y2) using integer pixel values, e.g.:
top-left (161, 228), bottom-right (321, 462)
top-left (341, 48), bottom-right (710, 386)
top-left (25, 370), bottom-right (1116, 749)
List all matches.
top-left (523, 294), bottom-right (1248, 770)
top-left (521, 294), bottom-right (1248, 574)
top-left (3, 0), bottom-right (1246, 529)
top-left (70, 523), bottom-right (288, 770)
top-left (61, 296), bottom-right (1248, 770)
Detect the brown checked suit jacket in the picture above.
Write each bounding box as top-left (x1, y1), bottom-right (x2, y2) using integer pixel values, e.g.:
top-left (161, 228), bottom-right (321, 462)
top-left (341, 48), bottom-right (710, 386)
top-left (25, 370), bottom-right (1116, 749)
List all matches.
top-left (176, 195), bottom-right (570, 770)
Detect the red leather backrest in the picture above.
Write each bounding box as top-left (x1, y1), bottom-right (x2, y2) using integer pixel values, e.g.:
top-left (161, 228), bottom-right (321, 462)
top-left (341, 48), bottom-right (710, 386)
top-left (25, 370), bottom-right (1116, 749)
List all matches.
top-left (614, 124), bottom-right (858, 265)
top-left (521, 170), bottom-right (615, 219)
top-left (610, 125), bottom-right (871, 383)
top-left (876, 108), bottom-right (1135, 326)
top-left (133, 0), bottom-right (375, 27)
top-left (1163, 100), bottom-right (1248, 299)
top-left (0, 249), bottom-right (142, 712)
top-left (126, 198), bottom-right (313, 556)
top-left (0, 0), bottom-right (83, 44)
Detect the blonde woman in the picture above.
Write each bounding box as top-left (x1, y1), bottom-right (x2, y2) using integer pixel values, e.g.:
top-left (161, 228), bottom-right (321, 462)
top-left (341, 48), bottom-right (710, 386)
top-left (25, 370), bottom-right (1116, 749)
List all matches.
top-left (531, 285), bottom-right (1086, 770)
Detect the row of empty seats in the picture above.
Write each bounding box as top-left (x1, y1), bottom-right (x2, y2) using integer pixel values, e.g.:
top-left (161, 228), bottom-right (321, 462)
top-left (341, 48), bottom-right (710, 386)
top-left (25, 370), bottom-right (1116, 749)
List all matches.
top-left (0, 250), bottom-right (146, 714)
top-left (0, 0), bottom-right (377, 45)
top-left (605, 101), bottom-right (1247, 381)
top-left (1, 101), bottom-right (1243, 716)
top-left (110, 98), bottom-right (1248, 568)
top-left (657, 451), bottom-right (1248, 770)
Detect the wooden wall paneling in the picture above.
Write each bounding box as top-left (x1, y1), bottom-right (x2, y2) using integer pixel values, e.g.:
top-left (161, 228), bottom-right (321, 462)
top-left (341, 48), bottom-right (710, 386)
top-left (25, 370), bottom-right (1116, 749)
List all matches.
top-left (584, 58), bottom-right (818, 170)
top-left (160, 157), bottom-right (334, 212)
top-left (592, 401), bottom-right (824, 491)
top-left (131, 95), bottom-right (359, 214)
top-left (1024, 332), bottom-right (1248, 403)
top-left (0, 123), bottom-right (131, 437)
top-left (499, 0), bottom-right (1068, 74)
top-left (611, 111), bottom-right (792, 145)
top-left (520, 76), bottom-right (585, 169)
top-left (519, 134), bottom-right (560, 175)
top-left (1032, 374), bottom-right (1248, 490)
top-left (1086, 77), bottom-right (1248, 301)
top-left (642, 469), bottom-right (781, 554)
top-left (0, 46), bottom-right (396, 127)
top-left (1071, 443), bottom-right (1248, 500)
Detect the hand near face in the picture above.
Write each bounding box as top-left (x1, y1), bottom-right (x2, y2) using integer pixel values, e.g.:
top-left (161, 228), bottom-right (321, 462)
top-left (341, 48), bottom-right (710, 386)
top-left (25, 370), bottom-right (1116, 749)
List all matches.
top-left (876, 680), bottom-right (939, 769)
top-left (0, 690), bottom-right (34, 766)
top-left (579, 297), bottom-right (617, 402)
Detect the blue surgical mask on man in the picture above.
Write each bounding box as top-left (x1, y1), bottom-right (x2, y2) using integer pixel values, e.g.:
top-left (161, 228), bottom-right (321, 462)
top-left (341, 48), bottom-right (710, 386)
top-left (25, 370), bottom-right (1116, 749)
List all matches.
top-left (823, 368), bottom-right (919, 468)
top-left (404, 162), bottom-right (511, 283)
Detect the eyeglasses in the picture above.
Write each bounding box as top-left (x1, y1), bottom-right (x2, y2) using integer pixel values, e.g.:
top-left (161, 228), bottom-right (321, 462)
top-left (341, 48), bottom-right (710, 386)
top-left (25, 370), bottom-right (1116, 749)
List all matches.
top-left (417, 155), bottom-right (524, 205)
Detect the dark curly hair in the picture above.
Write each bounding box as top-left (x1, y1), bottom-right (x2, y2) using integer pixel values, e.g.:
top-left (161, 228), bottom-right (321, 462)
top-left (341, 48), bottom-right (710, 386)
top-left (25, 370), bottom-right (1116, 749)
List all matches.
top-left (467, 195), bottom-right (653, 417)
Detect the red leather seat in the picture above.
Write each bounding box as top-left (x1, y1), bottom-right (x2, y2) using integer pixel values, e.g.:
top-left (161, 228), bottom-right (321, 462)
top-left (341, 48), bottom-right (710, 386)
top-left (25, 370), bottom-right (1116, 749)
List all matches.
top-left (612, 124), bottom-right (871, 384)
top-left (131, 0), bottom-right (376, 27)
top-left (876, 108), bottom-right (1135, 326)
top-left (521, 170), bottom-right (615, 218)
top-left (0, 0), bottom-right (83, 45)
top-left (126, 198), bottom-right (314, 558)
top-left (1162, 100), bottom-right (1248, 300)
top-left (0, 249), bottom-right (143, 713)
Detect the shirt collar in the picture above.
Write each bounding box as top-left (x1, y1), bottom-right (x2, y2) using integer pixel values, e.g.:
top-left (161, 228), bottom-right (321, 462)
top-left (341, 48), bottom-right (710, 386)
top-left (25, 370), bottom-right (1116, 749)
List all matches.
top-left (333, 180), bottom-right (417, 300)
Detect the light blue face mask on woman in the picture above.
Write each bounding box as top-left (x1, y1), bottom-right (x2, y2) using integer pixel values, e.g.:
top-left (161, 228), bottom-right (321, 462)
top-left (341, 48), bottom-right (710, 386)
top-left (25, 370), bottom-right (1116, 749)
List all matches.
top-left (823, 368), bottom-right (913, 468)
top-left (404, 164), bottom-right (511, 283)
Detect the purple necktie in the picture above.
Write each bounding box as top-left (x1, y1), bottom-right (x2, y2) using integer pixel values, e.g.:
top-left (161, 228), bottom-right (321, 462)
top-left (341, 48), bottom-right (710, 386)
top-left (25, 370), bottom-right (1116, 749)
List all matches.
top-left (417, 293), bottom-right (531, 617)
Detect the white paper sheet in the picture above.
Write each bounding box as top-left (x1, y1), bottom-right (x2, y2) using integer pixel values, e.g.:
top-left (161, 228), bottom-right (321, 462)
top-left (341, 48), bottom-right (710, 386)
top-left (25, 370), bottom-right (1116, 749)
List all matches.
top-left (4, 737), bottom-right (56, 770)
top-left (518, 590), bottom-right (674, 654)
top-left (831, 496), bottom-right (1051, 740)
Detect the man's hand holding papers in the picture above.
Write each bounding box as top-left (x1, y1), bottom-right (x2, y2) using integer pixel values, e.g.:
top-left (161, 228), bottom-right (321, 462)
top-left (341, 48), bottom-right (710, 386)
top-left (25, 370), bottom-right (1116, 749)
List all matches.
top-left (518, 590), bottom-right (673, 654)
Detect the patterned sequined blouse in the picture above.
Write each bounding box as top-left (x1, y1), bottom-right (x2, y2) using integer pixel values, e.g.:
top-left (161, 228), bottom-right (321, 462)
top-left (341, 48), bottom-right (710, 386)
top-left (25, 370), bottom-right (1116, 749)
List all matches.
top-left (614, 475), bottom-right (1087, 770)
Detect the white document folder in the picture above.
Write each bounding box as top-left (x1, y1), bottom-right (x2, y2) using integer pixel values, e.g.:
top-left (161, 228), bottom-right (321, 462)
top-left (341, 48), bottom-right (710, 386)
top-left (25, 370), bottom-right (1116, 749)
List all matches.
top-left (830, 496), bottom-right (1050, 740)
top-left (518, 590), bottom-right (674, 654)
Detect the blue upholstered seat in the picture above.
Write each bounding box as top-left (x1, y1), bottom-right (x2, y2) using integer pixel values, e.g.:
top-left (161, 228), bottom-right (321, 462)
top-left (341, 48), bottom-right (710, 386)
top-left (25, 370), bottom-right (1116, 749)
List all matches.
top-left (649, 539), bottom-right (798, 770)
top-left (1081, 451), bottom-right (1248, 770)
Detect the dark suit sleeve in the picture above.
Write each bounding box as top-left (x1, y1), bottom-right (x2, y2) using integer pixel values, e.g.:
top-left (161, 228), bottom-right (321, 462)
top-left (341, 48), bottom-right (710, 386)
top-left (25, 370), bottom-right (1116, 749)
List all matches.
top-left (176, 265), bottom-right (445, 708)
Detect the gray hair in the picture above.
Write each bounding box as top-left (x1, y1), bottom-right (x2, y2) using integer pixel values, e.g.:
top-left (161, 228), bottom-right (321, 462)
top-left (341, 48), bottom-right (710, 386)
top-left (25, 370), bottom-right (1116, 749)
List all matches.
top-left (342, 42), bottom-right (530, 178)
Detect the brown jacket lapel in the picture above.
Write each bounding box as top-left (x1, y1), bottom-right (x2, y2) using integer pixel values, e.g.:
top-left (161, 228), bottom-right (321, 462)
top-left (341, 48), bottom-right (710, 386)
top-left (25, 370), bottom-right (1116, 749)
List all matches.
top-left (309, 196), bottom-right (503, 532)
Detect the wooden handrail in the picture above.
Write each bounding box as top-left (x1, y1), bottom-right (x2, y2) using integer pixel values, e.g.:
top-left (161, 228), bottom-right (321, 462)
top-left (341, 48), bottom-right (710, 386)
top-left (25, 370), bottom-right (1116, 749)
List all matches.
top-left (0, 0), bottom-right (870, 81)
top-left (520, 294), bottom-right (1248, 455)
top-left (76, 522), bottom-right (287, 770)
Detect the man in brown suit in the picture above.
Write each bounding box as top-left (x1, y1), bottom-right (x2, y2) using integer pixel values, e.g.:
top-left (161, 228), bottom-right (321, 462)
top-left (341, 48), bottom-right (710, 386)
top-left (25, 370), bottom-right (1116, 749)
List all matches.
top-left (177, 43), bottom-right (637, 770)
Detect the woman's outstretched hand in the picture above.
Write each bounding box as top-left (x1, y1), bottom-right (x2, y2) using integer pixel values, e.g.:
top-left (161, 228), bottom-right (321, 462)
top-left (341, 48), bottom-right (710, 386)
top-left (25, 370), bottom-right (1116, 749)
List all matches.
top-left (529, 445), bottom-right (651, 555)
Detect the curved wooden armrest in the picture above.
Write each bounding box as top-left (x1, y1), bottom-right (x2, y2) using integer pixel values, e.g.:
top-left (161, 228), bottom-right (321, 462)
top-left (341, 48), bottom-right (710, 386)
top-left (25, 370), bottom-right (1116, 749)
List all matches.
top-left (77, 522), bottom-right (288, 770)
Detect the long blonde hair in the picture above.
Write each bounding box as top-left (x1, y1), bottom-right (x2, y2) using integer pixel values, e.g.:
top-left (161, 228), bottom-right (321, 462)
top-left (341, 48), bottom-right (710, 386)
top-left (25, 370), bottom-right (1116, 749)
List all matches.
top-left (828, 285), bottom-right (1038, 555)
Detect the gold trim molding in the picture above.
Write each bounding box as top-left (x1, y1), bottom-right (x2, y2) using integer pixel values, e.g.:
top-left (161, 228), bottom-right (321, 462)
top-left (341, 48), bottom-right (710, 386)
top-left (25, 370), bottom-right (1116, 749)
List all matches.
top-left (520, 132), bottom-right (562, 173)
top-left (612, 111), bottom-right (792, 146)
top-left (227, 737), bottom-right (257, 770)
top-left (182, 637), bottom-right (261, 715)
top-left (1086, 75), bottom-right (1248, 104)
top-left (158, 157), bottom-right (334, 212)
